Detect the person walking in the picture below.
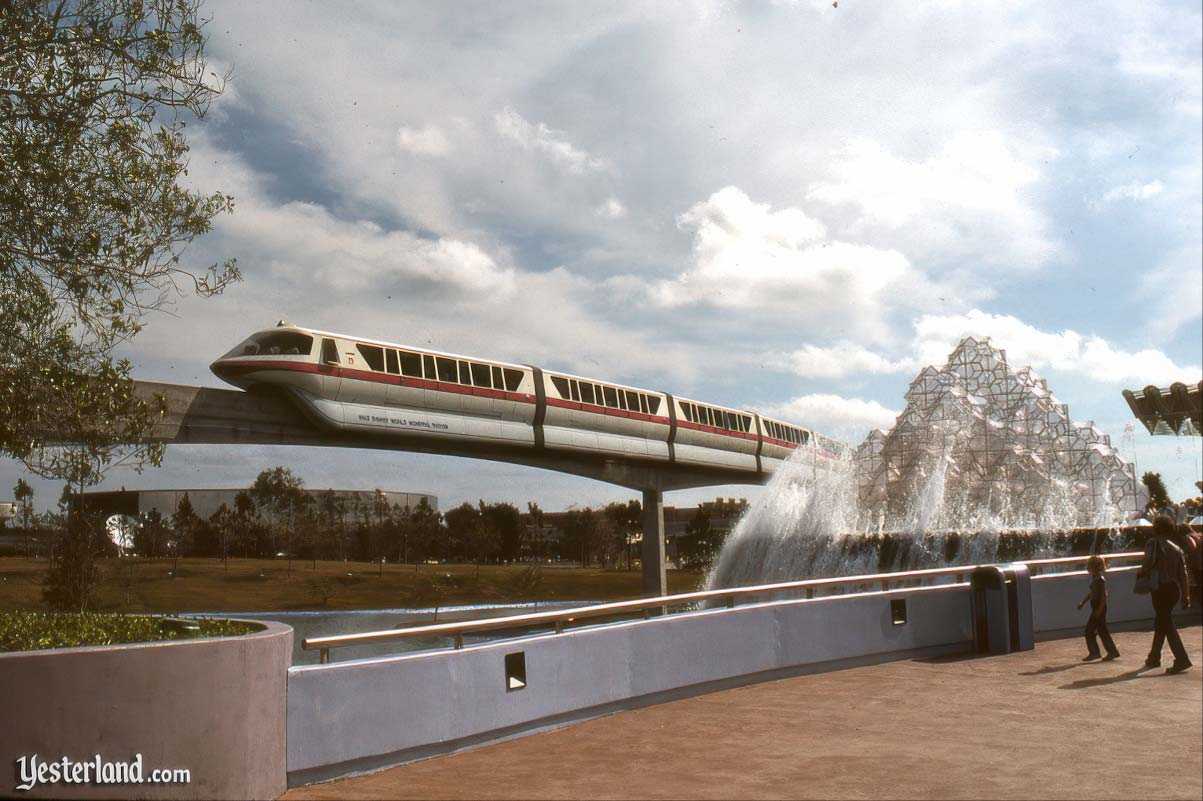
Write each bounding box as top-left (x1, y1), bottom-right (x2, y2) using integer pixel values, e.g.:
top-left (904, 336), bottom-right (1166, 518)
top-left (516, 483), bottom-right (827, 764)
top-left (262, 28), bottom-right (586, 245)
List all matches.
top-left (1140, 515), bottom-right (1192, 673)
top-left (1077, 555), bottom-right (1119, 661)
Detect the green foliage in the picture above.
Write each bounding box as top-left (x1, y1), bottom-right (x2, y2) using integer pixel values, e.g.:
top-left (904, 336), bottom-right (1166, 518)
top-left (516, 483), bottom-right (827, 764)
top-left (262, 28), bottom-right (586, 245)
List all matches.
top-left (560, 507), bottom-right (598, 567)
top-left (42, 512), bottom-right (103, 610)
top-left (1142, 471), bottom-right (1171, 509)
top-left (603, 499), bottom-right (640, 568)
top-left (0, 0), bottom-right (237, 484)
top-left (0, 610), bottom-right (258, 652)
top-left (676, 506), bottom-right (727, 572)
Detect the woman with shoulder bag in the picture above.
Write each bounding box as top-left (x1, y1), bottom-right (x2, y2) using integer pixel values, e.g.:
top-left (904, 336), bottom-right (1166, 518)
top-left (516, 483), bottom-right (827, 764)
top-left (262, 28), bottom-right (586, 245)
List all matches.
top-left (1139, 516), bottom-right (1192, 673)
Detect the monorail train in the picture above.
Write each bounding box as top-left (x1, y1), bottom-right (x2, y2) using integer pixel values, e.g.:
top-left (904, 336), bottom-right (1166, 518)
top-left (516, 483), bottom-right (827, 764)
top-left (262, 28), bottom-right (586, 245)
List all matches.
top-left (209, 324), bottom-right (848, 476)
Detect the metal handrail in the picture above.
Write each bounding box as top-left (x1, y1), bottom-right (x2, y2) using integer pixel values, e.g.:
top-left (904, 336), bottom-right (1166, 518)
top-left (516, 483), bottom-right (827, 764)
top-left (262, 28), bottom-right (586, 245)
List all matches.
top-left (302, 550), bottom-right (1146, 663)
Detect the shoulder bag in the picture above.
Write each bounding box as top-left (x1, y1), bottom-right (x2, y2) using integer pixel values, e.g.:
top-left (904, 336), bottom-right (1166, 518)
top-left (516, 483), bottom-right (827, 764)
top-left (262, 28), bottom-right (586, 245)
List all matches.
top-left (1134, 538), bottom-right (1161, 595)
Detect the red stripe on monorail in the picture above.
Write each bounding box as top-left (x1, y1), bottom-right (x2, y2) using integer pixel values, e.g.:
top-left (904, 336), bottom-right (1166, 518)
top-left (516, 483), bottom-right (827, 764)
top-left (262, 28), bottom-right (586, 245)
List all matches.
top-left (545, 396), bottom-right (670, 425)
top-left (761, 436), bottom-right (798, 449)
top-left (676, 419), bottom-right (759, 442)
top-left (212, 359), bottom-right (537, 404)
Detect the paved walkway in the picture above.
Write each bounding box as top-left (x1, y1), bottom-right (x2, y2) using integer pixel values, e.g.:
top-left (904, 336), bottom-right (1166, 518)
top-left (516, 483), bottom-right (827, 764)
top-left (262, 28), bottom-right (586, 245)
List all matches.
top-left (285, 625), bottom-right (1202, 800)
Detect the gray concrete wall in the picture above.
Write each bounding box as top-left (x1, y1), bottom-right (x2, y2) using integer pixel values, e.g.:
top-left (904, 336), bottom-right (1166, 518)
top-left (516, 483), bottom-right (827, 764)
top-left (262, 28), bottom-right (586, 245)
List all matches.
top-left (1031, 565), bottom-right (1174, 634)
top-left (287, 584), bottom-right (975, 783)
top-left (1, 621), bottom-right (291, 800)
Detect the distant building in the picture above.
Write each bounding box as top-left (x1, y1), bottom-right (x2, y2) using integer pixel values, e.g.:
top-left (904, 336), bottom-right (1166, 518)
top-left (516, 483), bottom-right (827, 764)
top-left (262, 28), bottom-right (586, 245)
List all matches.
top-left (73, 488), bottom-right (437, 521)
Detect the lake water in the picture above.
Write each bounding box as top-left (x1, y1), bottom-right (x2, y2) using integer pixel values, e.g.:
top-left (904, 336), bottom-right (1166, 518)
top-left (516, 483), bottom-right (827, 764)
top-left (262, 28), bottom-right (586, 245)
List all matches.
top-left (199, 601), bottom-right (594, 665)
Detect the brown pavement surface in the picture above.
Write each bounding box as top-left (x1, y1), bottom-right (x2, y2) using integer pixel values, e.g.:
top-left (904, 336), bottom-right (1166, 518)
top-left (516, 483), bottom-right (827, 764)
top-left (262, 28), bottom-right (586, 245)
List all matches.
top-left (284, 624), bottom-right (1202, 800)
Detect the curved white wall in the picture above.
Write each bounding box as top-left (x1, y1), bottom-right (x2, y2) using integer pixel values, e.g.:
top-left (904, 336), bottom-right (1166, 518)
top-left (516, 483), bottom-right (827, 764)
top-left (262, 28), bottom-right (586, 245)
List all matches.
top-left (1, 621), bottom-right (291, 800)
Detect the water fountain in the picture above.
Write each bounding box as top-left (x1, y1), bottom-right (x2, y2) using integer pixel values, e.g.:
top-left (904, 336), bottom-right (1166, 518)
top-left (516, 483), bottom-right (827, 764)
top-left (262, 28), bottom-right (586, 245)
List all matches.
top-left (708, 337), bottom-right (1145, 589)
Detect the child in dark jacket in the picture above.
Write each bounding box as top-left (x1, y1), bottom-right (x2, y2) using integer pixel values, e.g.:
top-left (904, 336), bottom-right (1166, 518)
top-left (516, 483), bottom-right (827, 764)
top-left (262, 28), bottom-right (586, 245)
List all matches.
top-left (1078, 555), bottom-right (1119, 661)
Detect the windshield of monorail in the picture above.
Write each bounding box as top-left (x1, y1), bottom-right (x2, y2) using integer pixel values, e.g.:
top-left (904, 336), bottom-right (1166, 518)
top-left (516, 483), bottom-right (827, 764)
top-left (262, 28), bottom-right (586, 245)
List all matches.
top-left (227, 331), bottom-right (314, 358)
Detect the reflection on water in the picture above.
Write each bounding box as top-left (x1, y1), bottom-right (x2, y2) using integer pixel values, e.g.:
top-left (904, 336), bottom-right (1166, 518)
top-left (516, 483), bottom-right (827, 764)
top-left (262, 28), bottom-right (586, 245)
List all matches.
top-left (201, 601), bottom-right (592, 665)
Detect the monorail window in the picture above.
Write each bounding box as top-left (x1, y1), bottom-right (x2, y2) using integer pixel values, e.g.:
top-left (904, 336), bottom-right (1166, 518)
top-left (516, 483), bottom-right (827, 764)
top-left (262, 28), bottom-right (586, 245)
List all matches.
top-left (682, 404), bottom-right (693, 423)
top-left (603, 386), bottom-right (618, 408)
top-left (385, 349), bottom-right (399, 374)
top-left (471, 362), bottom-right (492, 387)
top-left (436, 357), bottom-right (457, 383)
top-left (492, 365), bottom-right (504, 389)
top-left (743, 415), bottom-right (752, 432)
top-left (617, 390), bottom-right (627, 411)
top-left (551, 376), bottom-right (570, 398)
top-left (357, 344), bottom-right (385, 372)
top-left (503, 368), bottom-right (524, 392)
top-left (639, 395), bottom-right (649, 414)
top-left (399, 351), bottom-right (422, 377)
top-left (570, 380), bottom-right (580, 402)
top-left (320, 338), bottom-right (338, 364)
top-left (246, 331), bottom-right (314, 356)
top-left (625, 390), bottom-right (639, 411)
top-left (458, 361), bottom-right (470, 384)
top-left (801, 430), bottom-right (810, 445)
top-left (423, 354), bottom-right (436, 379)
top-left (580, 382), bottom-right (595, 405)
top-left (648, 396), bottom-right (661, 415)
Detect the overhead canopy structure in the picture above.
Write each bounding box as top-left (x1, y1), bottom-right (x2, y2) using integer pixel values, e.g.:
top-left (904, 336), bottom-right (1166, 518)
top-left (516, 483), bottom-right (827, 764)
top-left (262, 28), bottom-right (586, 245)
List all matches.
top-left (1122, 381), bottom-right (1202, 436)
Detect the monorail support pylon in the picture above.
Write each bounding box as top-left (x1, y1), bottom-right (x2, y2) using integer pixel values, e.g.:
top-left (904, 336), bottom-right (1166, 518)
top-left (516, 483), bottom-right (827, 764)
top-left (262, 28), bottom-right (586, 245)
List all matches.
top-left (640, 488), bottom-right (667, 597)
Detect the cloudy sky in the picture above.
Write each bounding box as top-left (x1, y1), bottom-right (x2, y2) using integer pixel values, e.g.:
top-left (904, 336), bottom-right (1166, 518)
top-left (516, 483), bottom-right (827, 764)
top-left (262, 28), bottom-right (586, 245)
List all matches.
top-left (5, 0), bottom-right (1202, 513)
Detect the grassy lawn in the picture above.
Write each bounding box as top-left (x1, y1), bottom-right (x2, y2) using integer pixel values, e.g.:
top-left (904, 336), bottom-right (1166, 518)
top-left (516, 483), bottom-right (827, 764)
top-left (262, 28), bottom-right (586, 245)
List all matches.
top-left (0, 556), bottom-right (704, 613)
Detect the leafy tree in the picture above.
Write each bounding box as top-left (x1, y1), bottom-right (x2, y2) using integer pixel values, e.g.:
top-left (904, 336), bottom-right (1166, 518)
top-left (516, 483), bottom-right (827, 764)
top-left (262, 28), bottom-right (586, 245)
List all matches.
top-left (443, 502), bottom-right (480, 563)
top-left (405, 497), bottom-right (442, 564)
top-left (676, 506), bottom-right (726, 572)
top-left (42, 510), bottom-right (102, 610)
top-left (134, 508), bottom-right (168, 557)
top-left (1142, 471), bottom-right (1171, 510)
top-left (169, 491), bottom-right (199, 568)
top-left (1, 0), bottom-right (238, 485)
top-left (250, 466), bottom-right (310, 574)
top-left (231, 489), bottom-right (256, 558)
top-left (208, 502), bottom-right (230, 568)
top-left (560, 508), bottom-right (597, 567)
top-left (13, 477), bottom-right (34, 557)
top-left (483, 501), bottom-right (522, 563)
top-left (468, 500), bottom-right (501, 578)
top-left (604, 500), bottom-right (641, 569)
top-left (317, 489), bottom-right (347, 561)
top-left (525, 501), bottom-right (544, 561)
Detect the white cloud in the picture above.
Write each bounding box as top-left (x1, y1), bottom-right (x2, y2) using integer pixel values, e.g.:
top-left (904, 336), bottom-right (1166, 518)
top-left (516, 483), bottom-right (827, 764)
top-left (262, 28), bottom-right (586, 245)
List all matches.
top-left (1139, 245), bottom-right (1203, 340)
top-left (759, 394), bottom-right (900, 438)
top-left (596, 197), bottom-right (627, 219)
top-left (396, 124), bottom-right (451, 157)
top-left (654, 187), bottom-right (931, 338)
top-left (224, 200), bottom-right (515, 297)
top-left (1091, 179), bottom-right (1164, 209)
top-left (781, 343), bottom-right (913, 379)
top-left (911, 310), bottom-right (1201, 384)
top-left (807, 132), bottom-right (1058, 269)
top-left (494, 107), bottom-right (608, 175)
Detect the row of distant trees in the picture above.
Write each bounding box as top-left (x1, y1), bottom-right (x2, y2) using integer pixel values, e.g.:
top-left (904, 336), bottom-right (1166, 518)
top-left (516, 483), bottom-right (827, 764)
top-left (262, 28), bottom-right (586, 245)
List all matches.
top-left (8, 468), bottom-right (729, 574)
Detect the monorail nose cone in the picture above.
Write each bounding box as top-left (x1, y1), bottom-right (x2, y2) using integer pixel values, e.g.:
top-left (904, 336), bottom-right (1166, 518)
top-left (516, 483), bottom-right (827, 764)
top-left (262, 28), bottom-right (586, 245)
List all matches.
top-left (210, 359), bottom-right (236, 383)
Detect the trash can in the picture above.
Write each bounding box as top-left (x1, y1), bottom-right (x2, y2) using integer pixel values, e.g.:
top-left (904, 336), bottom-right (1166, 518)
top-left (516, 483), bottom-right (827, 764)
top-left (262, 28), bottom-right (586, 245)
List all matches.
top-left (999, 563), bottom-right (1034, 652)
top-left (970, 563), bottom-right (1034, 654)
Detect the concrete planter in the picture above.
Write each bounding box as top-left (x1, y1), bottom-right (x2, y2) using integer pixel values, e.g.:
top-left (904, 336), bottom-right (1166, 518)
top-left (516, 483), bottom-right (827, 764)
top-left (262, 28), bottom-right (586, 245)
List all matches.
top-left (1, 619), bottom-right (292, 800)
